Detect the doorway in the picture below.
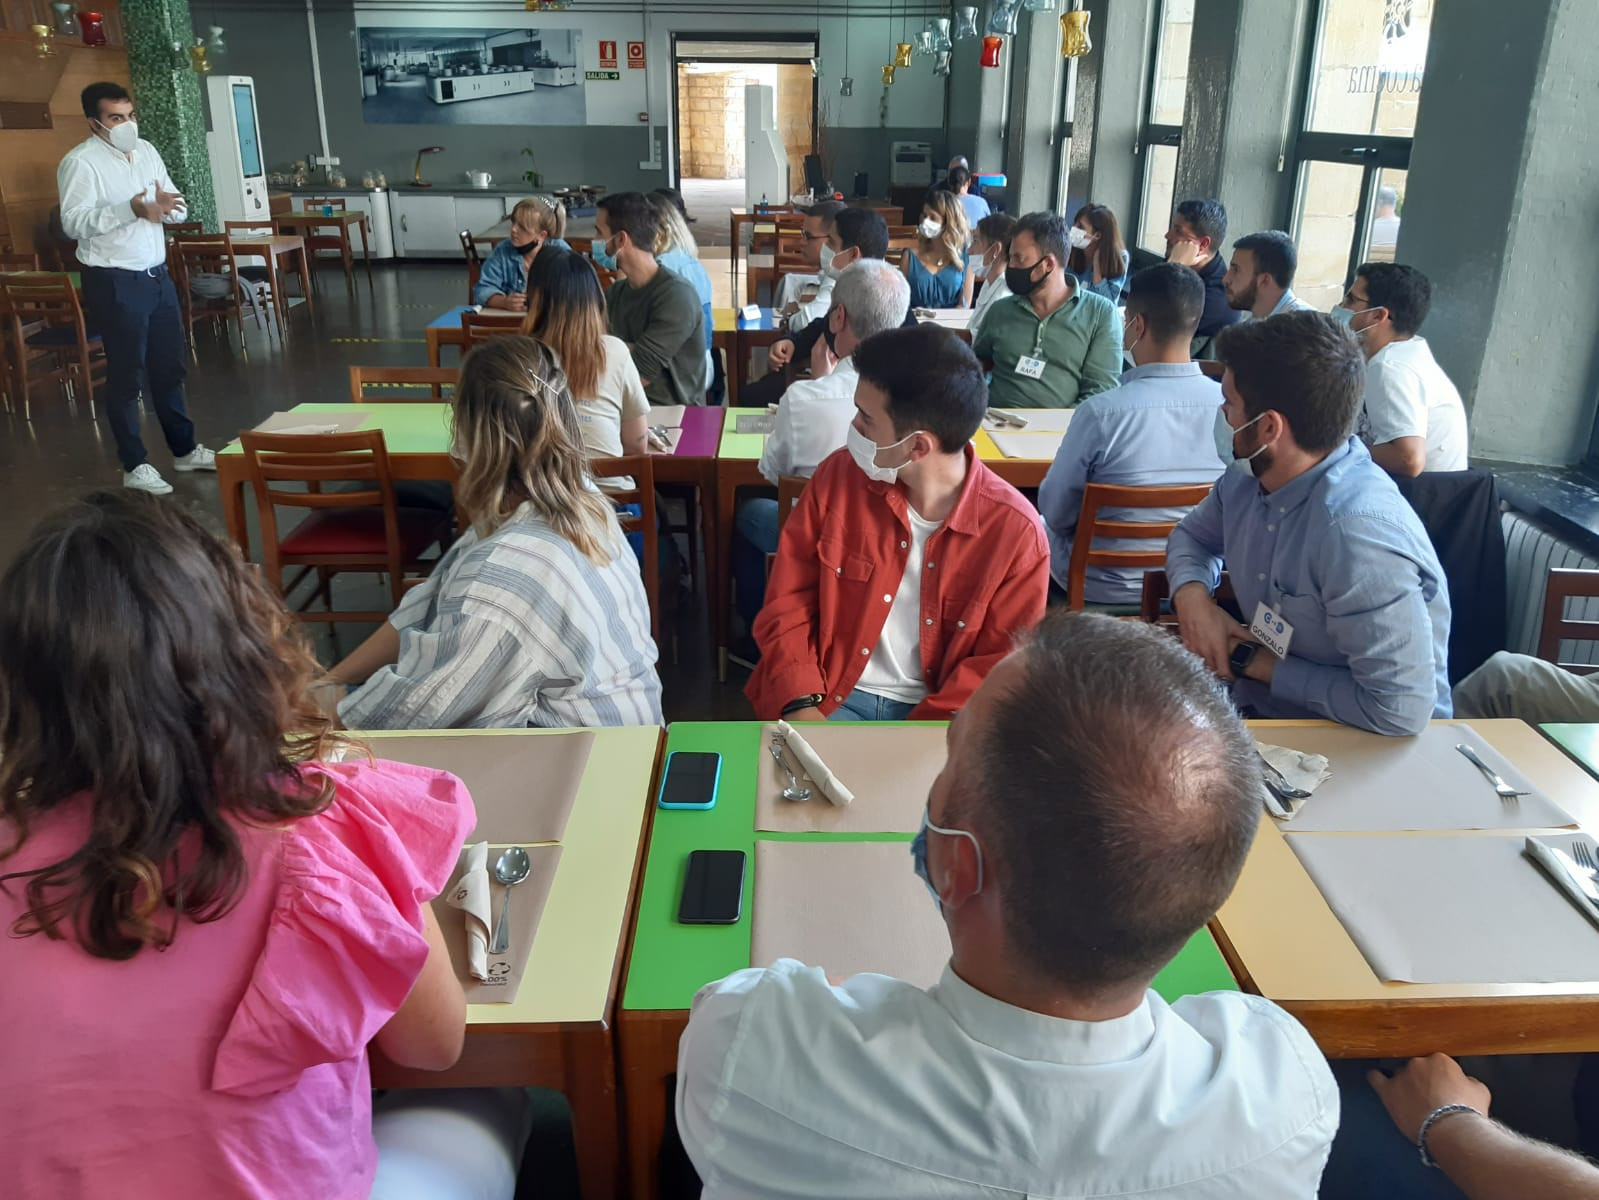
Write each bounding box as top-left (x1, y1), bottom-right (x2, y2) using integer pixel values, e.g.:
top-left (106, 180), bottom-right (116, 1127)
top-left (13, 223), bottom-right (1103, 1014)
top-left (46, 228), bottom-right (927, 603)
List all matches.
top-left (671, 37), bottom-right (818, 242)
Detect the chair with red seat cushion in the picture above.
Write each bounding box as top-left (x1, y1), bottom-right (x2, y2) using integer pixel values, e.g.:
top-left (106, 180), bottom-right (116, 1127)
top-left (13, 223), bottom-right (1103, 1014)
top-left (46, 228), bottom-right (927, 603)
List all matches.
top-left (239, 428), bottom-right (449, 626)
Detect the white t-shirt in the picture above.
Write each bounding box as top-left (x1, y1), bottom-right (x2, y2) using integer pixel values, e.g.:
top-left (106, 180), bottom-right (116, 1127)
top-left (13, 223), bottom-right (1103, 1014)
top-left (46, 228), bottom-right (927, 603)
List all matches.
top-left (1360, 335), bottom-right (1468, 471)
top-left (574, 335), bottom-right (651, 460)
top-left (968, 272), bottom-right (1012, 336)
top-left (854, 505), bottom-right (940, 705)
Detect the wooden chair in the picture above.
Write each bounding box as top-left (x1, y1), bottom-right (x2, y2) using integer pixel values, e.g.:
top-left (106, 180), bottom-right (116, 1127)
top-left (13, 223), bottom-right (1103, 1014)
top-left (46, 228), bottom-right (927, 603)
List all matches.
top-left (0, 272), bottom-right (104, 420)
top-left (303, 197), bottom-right (348, 211)
top-left (291, 202), bottom-right (355, 281)
top-left (239, 429), bottom-right (450, 625)
top-left (461, 310), bottom-right (524, 345)
top-left (349, 365), bottom-right (459, 403)
top-left (459, 230), bottom-right (500, 304)
top-left (764, 474), bottom-right (810, 581)
top-left (164, 221), bottom-right (203, 238)
top-left (1063, 482), bottom-right (1216, 611)
top-left (223, 220), bottom-right (296, 324)
top-left (590, 454), bottom-right (659, 640)
top-left (169, 233), bottom-right (254, 355)
top-left (0, 252), bottom-right (41, 272)
top-left (1537, 567), bottom-right (1599, 675)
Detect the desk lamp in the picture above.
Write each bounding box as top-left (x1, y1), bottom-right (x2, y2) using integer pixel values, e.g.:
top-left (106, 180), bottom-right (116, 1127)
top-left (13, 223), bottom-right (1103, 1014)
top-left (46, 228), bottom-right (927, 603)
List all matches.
top-left (412, 145), bottom-right (445, 188)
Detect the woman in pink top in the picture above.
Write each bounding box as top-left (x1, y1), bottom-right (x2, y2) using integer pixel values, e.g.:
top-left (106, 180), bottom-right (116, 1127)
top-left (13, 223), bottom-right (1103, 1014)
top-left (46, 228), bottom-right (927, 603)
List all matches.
top-left (0, 493), bottom-right (495, 1199)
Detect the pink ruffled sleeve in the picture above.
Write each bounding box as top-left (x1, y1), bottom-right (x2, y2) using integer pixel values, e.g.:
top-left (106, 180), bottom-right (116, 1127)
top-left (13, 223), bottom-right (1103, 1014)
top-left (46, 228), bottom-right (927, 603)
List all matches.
top-left (211, 759), bottom-right (474, 1097)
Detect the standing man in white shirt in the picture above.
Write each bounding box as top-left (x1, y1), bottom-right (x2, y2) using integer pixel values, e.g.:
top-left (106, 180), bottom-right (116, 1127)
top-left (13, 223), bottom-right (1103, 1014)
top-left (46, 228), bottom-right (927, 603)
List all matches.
top-left (57, 83), bottom-right (214, 495)
top-left (1336, 262), bottom-right (1468, 477)
top-left (732, 259), bottom-right (911, 631)
top-left (680, 611), bottom-right (1337, 1196)
top-left (1223, 230), bottom-right (1316, 319)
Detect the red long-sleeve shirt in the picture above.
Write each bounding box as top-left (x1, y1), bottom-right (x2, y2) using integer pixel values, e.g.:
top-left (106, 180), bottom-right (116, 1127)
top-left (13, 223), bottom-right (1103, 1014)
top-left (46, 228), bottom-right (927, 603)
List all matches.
top-left (746, 445), bottom-right (1049, 720)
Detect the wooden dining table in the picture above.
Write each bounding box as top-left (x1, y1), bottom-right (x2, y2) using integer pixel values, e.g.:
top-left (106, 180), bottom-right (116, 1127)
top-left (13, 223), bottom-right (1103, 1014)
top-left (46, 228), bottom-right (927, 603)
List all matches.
top-left (272, 210), bottom-right (372, 282)
top-left (229, 233), bottom-right (314, 329)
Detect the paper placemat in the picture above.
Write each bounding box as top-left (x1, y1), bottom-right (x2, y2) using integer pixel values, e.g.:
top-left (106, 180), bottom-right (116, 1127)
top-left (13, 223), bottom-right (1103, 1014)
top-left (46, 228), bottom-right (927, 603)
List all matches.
top-left (1261, 724), bottom-right (1573, 832)
top-left (989, 409), bottom-right (1075, 433)
top-left (371, 731), bottom-right (594, 844)
top-left (647, 426), bottom-right (685, 455)
top-left (432, 842), bottom-right (561, 1004)
top-left (990, 429), bottom-right (1067, 460)
top-left (735, 413), bottom-right (775, 435)
top-left (752, 841), bottom-right (948, 987)
top-left (1289, 833), bottom-right (1599, 983)
top-left (648, 405), bottom-right (687, 428)
top-left (756, 723), bottom-right (947, 833)
top-left (252, 410), bottom-right (372, 435)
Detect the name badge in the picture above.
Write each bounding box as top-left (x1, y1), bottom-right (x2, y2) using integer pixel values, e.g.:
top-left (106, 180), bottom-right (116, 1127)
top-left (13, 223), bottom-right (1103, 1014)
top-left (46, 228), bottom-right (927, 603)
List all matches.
top-left (739, 304), bottom-right (763, 323)
top-left (1250, 600), bottom-right (1294, 660)
top-left (1015, 355), bottom-right (1046, 380)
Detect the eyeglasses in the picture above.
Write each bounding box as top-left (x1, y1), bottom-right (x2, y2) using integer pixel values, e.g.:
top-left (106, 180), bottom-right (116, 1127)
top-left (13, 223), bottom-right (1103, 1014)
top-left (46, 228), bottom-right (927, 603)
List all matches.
top-left (801, 230), bottom-right (825, 242)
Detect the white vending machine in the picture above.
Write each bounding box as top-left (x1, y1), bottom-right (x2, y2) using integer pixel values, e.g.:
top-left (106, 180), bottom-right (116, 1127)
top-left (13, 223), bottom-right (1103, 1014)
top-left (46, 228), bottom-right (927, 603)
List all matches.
top-left (744, 84), bottom-right (788, 207)
top-left (205, 75), bottom-right (269, 224)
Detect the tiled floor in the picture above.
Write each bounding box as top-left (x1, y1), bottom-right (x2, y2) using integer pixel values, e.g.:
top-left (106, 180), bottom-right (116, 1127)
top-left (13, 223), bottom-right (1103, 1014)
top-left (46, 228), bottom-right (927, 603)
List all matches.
top-left (0, 257), bottom-right (754, 721)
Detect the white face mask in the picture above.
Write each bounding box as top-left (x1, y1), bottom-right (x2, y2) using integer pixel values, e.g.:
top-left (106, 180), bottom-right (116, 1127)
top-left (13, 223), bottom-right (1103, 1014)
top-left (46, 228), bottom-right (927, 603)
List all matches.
top-left (1226, 410), bottom-right (1269, 465)
top-left (1122, 315), bottom-right (1144, 358)
top-left (1067, 225), bottom-right (1093, 250)
top-left (98, 118), bottom-right (138, 154)
top-left (847, 423), bottom-right (921, 485)
top-left (918, 218), bottom-right (944, 240)
top-left (819, 248), bottom-right (848, 281)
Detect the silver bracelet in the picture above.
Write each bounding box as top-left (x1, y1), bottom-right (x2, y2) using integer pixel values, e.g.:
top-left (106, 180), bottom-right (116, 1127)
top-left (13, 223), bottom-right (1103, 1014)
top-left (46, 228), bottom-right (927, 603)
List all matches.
top-left (1417, 1103), bottom-right (1481, 1168)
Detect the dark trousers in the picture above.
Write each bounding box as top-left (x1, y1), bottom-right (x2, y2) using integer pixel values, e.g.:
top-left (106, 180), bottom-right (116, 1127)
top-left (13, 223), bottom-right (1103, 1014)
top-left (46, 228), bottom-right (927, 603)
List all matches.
top-left (82, 265), bottom-right (195, 471)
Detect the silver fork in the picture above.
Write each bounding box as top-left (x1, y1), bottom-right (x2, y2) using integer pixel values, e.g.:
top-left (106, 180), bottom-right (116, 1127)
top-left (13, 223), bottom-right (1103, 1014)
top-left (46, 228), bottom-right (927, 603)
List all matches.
top-left (1455, 743), bottom-right (1530, 805)
top-left (1573, 841), bottom-right (1597, 874)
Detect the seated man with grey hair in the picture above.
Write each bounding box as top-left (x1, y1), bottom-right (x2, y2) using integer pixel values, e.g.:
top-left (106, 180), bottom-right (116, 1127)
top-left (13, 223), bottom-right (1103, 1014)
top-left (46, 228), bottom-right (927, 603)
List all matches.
top-left (679, 612), bottom-right (1337, 1194)
top-left (733, 259), bottom-right (913, 628)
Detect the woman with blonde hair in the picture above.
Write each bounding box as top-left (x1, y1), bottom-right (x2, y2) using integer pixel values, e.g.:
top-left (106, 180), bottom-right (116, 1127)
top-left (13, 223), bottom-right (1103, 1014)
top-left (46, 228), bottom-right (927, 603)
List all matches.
top-left (903, 187), bottom-right (969, 308)
top-left (522, 247), bottom-right (649, 465)
top-left (474, 195), bottom-right (572, 311)
top-left (330, 335), bottom-right (663, 730)
top-left (0, 491), bottom-right (533, 1198)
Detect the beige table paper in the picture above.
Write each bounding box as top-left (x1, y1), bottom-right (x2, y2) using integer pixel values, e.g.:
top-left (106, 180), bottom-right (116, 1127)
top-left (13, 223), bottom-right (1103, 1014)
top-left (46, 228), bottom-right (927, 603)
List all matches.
top-left (990, 429), bottom-right (1068, 461)
top-left (648, 405), bottom-right (687, 428)
top-left (373, 730), bottom-right (594, 844)
top-left (1259, 723), bottom-right (1572, 832)
top-left (1289, 833), bottom-right (1599, 984)
top-left (647, 426), bottom-right (685, 455)
top-left (752, 841), bottom-right (948, 987)
top-left (989, 409), bottom-right (1075, 434)
top-left (253, 410), bottom-right (372, 435)
top-left (756, 723), bottom-right (947, 833)
top-left (432, 843), bottom-right (562, 1005)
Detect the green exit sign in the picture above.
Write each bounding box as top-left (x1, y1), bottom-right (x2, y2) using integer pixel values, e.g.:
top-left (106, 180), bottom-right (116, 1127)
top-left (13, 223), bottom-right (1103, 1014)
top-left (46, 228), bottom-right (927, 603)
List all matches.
top-left (585, 70), bottom-right (620, 81)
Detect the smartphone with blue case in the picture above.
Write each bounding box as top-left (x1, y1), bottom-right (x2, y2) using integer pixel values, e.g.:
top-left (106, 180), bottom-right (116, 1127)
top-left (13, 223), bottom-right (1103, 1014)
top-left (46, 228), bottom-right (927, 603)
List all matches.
top-left (657, 750), bottom-right (722, 810)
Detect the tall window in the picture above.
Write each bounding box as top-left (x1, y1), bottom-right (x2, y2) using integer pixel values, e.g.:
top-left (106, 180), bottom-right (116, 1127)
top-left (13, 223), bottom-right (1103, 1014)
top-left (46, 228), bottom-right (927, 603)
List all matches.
top-left (1288, 0), bottom-right (1432, 307)
top-left (1132, 0), bottom-right (1193, 252)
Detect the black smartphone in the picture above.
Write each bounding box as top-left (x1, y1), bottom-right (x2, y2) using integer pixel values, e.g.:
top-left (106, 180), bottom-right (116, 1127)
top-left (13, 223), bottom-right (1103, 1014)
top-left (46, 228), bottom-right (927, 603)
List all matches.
top-left (657, 751), bottom-right (722, 811)
top-left (677, 849), bottom-right (746, 925)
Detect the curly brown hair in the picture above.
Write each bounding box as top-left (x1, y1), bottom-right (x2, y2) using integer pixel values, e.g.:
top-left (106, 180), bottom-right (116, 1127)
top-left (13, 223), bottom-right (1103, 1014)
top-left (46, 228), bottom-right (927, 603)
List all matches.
top-left (0, 492), bottom-right (347, 960)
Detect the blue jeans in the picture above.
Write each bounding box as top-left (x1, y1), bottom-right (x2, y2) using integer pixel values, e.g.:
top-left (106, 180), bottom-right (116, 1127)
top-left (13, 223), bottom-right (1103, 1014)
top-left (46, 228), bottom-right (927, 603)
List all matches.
top-left (829, 688), bottom-right (918, 722)
top-left (82, 265), bottom-right (195, 471)
top-left (1320, 1059), bottom-right (1466, 1199)
top-left (733, 497), bottom-right (781, 631)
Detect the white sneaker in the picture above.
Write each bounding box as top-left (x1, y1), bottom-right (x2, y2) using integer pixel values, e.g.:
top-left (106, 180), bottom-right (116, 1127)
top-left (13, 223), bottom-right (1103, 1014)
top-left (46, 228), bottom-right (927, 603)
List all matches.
top-left (124, 464), bottom-right (173, 495)
top-left (173, 445), bottom-right (217, 472)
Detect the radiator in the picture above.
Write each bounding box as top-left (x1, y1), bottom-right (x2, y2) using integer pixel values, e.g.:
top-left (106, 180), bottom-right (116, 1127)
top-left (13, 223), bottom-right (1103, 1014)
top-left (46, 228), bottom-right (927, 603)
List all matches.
top-left (1502, 509), bottom-right (1599, 661)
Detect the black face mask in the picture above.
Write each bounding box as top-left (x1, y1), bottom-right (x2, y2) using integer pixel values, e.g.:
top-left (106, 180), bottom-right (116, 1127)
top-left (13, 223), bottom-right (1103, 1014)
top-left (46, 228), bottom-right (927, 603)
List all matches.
top-left (822, 307), bottom-right (840, 354)
top-left (1005, 259), bottom-right (1045, 298)
top-left (512, 235), bottom-right (540, 254)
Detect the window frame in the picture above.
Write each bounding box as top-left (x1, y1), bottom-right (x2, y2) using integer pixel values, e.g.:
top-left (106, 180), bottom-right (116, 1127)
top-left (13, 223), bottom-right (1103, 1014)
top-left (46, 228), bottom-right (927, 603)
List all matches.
top-left (1128, 0), bottom-right (1189, 254)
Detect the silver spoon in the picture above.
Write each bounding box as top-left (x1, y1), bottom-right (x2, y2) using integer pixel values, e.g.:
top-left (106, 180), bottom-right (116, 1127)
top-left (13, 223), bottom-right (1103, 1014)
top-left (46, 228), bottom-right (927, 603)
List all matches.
top-left (489, 846), bottom-right (531, 955)
top-left (769, 742), bottom-right (812, 802)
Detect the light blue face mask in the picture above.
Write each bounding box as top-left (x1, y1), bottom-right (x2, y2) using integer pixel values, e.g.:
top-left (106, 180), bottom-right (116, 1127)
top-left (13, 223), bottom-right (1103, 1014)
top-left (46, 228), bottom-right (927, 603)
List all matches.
top-left (909, 805), bottom-right (985, 913)
top-left (592, 237), bottom-right (618, 271)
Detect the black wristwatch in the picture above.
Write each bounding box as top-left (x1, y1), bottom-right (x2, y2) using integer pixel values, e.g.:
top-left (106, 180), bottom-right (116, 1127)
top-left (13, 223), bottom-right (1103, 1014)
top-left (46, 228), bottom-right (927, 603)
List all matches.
top-left (1228, 642), bottom-right (1259, 677)
top-left (781, 693), bottom-right (826, 716)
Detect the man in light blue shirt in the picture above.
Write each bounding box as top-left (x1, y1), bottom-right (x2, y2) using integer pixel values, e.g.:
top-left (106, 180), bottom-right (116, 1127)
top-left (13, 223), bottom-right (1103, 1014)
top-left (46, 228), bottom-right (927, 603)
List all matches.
top-left (1038, 263), bottom-right (1225, 606)
top-left (1223, 230), bottom-right (1316, 320)
top-left (1166, 311), bottom-right (1451, 736)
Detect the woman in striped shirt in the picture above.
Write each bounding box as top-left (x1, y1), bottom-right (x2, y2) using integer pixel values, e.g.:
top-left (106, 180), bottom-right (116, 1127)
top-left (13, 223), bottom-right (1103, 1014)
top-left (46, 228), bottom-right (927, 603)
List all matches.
top-left (329, 336), bottom-right (664, 730)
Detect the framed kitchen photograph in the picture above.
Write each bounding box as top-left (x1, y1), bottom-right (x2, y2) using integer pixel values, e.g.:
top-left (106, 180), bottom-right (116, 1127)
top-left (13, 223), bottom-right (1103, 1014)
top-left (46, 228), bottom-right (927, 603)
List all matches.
top-left (358, 27), bottom-right (586, 126)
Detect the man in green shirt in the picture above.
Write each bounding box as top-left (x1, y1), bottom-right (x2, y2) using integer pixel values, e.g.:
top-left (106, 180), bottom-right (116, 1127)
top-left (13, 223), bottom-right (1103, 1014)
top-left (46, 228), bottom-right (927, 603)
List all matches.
top-left (972, 211), bottom-right (1122, 409)
top-left (598, 191), bottom-right (708, 406)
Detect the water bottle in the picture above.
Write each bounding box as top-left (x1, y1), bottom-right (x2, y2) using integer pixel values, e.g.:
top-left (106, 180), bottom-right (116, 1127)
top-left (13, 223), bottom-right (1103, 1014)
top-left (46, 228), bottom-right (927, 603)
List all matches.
top-left (322, 203), bottom-right (333, 217)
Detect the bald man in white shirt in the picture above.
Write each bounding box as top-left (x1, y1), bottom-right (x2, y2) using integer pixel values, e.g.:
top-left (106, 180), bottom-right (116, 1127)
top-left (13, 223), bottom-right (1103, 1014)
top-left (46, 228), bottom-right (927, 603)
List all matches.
top-left (677, 612), bottom-right (1337, 1197)
top-left (58, 81), bottom-right (214, 496)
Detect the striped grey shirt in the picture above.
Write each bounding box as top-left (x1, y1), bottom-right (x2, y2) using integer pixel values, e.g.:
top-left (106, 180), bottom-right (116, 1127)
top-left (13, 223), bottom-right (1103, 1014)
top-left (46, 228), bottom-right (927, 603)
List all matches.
top-left (340, 504), bottom-right (663, 730)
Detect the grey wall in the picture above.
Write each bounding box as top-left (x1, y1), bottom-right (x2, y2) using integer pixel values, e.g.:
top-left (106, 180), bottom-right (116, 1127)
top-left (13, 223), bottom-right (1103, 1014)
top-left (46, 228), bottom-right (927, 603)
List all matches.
top-left (1072, 0), bottom-right (1147, 229)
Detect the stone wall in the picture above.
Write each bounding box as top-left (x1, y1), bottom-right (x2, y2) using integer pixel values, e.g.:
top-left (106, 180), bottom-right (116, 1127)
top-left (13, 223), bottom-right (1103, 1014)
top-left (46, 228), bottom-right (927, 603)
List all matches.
top-left (678, 68), bottom-right (758, 178)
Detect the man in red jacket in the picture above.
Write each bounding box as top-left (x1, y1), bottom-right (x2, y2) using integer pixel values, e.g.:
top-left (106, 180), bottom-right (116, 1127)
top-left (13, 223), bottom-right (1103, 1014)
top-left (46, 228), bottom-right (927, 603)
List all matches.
top-left (747, 324), bottom-right (1049, 722)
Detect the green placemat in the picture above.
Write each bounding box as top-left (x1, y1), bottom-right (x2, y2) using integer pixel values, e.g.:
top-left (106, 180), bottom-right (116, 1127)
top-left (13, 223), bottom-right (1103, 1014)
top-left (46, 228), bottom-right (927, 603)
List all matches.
top-left (219, 402), bottom-right (453, 456)
top-left (719, 408), bottom-right (767, 460)
top-left (621, 721), bottom-right (1236, 1011)
top-left (1541, 723), bottom-right (1599, 782)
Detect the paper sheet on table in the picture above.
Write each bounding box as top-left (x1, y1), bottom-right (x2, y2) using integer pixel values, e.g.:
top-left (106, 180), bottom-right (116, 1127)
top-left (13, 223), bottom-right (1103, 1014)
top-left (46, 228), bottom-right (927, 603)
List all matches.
top-left (756, 723), bottom-right (946, 833)
top-left (647, 426), bottom-right (684, 455)
top-left (648, 405), bottom-right (687, 428)
top-left (432, 843), bottom-right (561, 1004)
top-left (986, 410), bottom-right (1076, 433)
top-left (752, 841), bottom-right (948, 987)
top-left (735, 413), bottom-right (775, 435)
top-left (1288, 833), bottom-right (1599, 983)
top-left (252, 410), bottom-right (372, 435)
top-left (371, 731), bottom-right (594, 844)
top-left (990, 430), bottom-right (1068, 460)
top-left (1258, 724), bottom-right (1572, 832)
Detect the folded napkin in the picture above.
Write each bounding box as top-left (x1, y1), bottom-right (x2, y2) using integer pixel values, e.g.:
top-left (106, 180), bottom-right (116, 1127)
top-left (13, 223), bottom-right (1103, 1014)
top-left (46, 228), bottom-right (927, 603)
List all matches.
top-left (1258, 743), bottom-right (1332, 821)
top-left (444, 840), bottom-right (492, 980)
top-left (257, 422), bottom-right (342, 436)
top-left (776, 720), bottom-right (854, 807)
top-left (1525, 837), bottom-right (1599, 933)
